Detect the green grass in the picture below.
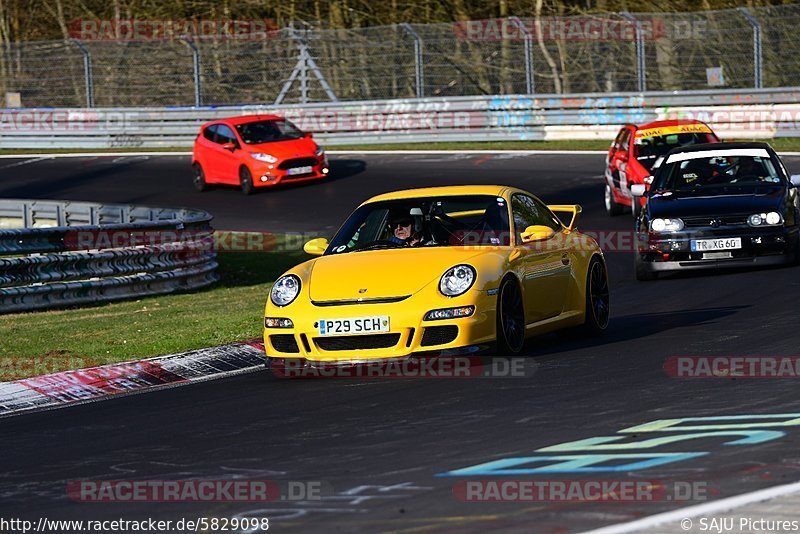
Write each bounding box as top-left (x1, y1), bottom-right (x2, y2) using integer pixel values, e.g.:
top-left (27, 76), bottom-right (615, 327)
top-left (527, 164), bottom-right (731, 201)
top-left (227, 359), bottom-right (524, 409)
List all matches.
top-left (2, 138), bottom-right (800, 154)
top-left (0, 245), bottom-right (308, 380)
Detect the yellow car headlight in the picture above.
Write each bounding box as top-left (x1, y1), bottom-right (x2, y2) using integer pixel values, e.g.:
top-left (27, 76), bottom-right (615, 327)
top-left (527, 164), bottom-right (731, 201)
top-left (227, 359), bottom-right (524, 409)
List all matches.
top-left (270, 275), bottom-right (301, 306)
top-left (439, 265), bottom-right (476, 297)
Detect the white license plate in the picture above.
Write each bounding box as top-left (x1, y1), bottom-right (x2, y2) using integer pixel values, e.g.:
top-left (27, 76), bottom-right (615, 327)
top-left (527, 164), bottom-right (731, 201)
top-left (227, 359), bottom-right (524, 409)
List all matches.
top-left (318, 316), bottom-right (389, 336)
top-left (287, 165), bottom-right (313, 175)
top-left (691, 237), bottom-right (742, 252)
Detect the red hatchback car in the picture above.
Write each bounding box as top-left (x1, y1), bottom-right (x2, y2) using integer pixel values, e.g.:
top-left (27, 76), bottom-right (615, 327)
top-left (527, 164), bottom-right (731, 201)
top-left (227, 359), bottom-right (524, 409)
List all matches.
top-left (192, 115), bottom-right (329, 194)
top-left (604, 119), bottom-right (720, 216)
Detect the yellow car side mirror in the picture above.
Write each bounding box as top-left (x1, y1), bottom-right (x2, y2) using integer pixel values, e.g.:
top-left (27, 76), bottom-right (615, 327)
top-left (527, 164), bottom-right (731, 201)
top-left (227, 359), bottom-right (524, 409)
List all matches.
top-left (520, 225), bottom-right (555, 243)
top-left (303, 237), bottom-right (329, 256)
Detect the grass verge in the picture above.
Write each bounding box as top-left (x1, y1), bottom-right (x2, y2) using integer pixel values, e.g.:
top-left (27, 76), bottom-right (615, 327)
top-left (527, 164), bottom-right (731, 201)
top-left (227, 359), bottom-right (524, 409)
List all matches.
top-left (0, 244), bottom-right (308, 380)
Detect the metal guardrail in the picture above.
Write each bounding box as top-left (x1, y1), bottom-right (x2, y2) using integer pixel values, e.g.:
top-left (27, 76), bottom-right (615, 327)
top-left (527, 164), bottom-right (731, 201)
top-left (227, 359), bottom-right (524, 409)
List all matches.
top-left (0, 86), bottom-right (798, 149)
top-left (0, 199), bottom-right (219, 313)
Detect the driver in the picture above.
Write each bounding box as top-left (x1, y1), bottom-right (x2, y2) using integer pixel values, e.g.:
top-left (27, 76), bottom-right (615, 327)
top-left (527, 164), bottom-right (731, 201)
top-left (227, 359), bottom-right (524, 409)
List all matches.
top-left (388, 214), bottom-right (421, 247)
top-left (736, 157), bottom-right (765, 180)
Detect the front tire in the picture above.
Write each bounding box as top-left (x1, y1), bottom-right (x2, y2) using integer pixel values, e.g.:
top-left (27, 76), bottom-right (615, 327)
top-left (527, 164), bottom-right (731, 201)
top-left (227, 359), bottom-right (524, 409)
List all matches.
top-left (240, 166), bottom-right (254, 195)
top-left (496, 277), bottom-right (525, 355)
top-left (192, 163), bottom-right (208, 192)
top-left (582, 257), bottom-right (610, 335)
top-left (605, 184), bottom-right (625, 216)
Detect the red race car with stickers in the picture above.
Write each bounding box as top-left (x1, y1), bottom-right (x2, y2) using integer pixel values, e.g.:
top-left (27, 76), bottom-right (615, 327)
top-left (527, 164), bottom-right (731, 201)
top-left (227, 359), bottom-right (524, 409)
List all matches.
top-left (603, 119), bottom-right (720, 217)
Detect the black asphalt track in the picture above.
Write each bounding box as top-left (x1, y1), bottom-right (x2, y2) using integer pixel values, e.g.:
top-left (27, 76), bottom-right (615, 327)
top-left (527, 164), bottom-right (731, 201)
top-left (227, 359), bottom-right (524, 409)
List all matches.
top-left (2, 152), bottom-right (800, 533)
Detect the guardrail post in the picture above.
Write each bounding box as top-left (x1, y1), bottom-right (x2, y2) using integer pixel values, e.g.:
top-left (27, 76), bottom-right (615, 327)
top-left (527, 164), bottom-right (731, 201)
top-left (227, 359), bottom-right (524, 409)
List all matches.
top-left (68, 39), bottom-right (94, 107)
top-left (400, 23), bottom-right (425, 98)
top-left (181, 37), bottom-right (203, 106)
top-left (620, 12), bottom-right (646, 92)
top-left (737, 8), bottom-right (763, 89)
top-left (509, 17), bottom-right (534, 95)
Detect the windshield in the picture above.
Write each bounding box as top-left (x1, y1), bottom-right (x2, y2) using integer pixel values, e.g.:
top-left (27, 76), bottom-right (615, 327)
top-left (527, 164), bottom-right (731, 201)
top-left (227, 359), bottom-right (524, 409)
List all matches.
top-left (634, 131), bottom-right (717, 172)
top-left (235, 119), bottom-right (304, 144)
top-left (326, 195), bottom-right (511, 254)
top-left (653, 153), bottom-right (784, 191)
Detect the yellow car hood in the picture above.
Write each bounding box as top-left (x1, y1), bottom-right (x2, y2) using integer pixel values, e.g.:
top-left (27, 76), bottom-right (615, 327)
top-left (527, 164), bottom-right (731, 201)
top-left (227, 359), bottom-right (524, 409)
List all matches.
top-left (308, 247), bottom-right (486, 302)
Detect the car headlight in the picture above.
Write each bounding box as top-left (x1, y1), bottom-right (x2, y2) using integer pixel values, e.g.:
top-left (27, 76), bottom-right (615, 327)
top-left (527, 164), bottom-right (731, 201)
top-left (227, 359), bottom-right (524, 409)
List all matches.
top-left (439, 265), bottom-right (476, 297)
top-left (748, 211), bottom-right (783, 227)
top-left (314, 146), bottom-right (325, 157)
top-left (250, 152), bottom-right (278, 163)
top-left (650, 218), bottom-right (684, 232)
top-left (270, 275), bottom-right (301, 306)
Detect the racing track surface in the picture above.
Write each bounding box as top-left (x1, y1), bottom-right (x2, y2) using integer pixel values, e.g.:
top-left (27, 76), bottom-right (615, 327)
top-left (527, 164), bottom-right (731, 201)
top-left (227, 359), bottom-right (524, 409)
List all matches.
top-left (2, 152), bottom-right (800, 532)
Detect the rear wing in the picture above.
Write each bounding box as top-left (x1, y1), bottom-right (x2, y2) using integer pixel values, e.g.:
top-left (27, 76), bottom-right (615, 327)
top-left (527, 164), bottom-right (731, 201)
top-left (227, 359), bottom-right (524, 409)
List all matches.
top-left (547, 205), bottom-right (582, 233)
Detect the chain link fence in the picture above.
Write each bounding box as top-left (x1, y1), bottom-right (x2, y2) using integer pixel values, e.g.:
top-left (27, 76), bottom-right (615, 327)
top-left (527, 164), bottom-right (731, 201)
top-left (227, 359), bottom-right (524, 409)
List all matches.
top-left (1, 4), bottom-right (798, 108)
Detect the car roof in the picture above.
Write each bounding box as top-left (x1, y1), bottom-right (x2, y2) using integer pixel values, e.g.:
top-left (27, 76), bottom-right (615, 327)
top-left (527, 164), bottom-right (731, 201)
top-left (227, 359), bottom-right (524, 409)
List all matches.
top-left (666, 141), bottom-right (774, 155)
top-left (365, 185), bottom-right (513, 204)
top-left (207, 114), bottom-right (283, 126)
top-left (636, 119), bottom-right (711, 130)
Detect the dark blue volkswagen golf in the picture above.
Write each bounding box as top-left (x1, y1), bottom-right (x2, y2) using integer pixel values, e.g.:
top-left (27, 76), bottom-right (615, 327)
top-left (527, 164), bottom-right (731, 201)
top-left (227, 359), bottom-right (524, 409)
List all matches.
top-left (632, 142), bottom-right (800, 281)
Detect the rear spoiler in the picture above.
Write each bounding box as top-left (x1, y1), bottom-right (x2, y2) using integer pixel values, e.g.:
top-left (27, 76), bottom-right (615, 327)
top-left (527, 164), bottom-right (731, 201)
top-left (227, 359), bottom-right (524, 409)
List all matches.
top-left (547, 205), bottom-right (582, 233)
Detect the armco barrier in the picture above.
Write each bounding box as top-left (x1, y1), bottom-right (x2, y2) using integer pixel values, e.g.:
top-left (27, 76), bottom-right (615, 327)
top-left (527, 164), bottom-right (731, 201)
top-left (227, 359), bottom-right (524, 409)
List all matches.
top-left (0, 86), bottom-right (799, 149)
top-left (0, 199), bottom-right (218, 313)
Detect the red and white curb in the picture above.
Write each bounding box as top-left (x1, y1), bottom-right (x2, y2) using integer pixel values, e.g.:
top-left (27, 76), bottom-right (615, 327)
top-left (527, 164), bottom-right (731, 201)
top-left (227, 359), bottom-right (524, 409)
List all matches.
top-left (0, 340), bottom-right (266, 418)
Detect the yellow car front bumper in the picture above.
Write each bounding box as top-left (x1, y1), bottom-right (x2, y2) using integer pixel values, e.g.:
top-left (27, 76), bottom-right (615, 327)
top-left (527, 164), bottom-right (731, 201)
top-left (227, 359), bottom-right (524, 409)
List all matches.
top-left (264, 289), bottom-right (497, 363)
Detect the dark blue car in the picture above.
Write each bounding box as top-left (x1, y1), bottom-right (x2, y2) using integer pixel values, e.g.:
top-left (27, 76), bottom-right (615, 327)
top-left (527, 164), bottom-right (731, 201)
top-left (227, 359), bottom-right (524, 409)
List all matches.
top-left (632, 142), bottom-right (800, 281)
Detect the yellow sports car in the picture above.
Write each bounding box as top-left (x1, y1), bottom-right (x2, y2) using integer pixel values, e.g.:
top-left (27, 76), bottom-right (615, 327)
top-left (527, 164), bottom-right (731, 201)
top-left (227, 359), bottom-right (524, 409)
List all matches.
top-left (263, 185), bottom-right (609, 363)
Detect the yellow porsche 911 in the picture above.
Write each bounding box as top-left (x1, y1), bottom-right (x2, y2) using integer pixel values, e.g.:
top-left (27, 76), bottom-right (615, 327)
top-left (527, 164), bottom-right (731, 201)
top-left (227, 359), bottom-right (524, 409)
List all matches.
top-left (263, 185), bottom-right (609, 363)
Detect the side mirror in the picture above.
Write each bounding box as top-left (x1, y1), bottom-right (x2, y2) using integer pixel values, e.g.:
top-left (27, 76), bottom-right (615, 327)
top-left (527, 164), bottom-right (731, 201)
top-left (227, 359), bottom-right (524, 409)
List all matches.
top-left (617, 152), bottom-right (629, 162)
top-left (791, 174), bottom-right (800, 187)
top-left (221, 142), bottom-right (237, 151)
top-left (520, 225), bottom-right (555, 243)
top-left (303, 237), bottom-right (328, 256)
top-left (305, 132), bottom-right (314, 139)
top-left (631, 184), bottom-right (647, 197)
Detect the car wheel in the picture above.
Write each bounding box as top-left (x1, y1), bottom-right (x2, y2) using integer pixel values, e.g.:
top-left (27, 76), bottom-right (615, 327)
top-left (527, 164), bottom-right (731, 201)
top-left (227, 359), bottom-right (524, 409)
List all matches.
top-left (192, 163), bottom-right (208, 192)
top-left (635, 253), bottom-right (658, 281)
top-left (605, 184), bottom-right (625, 216)
top-left (240, 166), bottom-right (254, 195)
top-left (582, 256), bottom-right (610, 335)
top-left (496, 277), bottom-right (525, 355)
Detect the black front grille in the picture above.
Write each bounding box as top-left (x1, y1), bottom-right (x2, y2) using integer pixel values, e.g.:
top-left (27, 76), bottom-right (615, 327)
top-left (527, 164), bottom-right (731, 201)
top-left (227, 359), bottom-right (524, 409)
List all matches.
top-left (270, 334), bottom-right (299, 353)
top-left (421, 326), bottom-right (459, 347)
top-left (278, 157), bottom-right (318, 170)
top-left (683, 215), bottom-right (748, 228)
top-left (315, 334), bottom-right (401, 351)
